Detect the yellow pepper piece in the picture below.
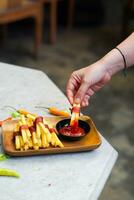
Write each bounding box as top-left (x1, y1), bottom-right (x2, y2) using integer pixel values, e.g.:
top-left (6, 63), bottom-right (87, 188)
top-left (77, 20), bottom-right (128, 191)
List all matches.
top-left (0, 168), bottom-right (20, 178)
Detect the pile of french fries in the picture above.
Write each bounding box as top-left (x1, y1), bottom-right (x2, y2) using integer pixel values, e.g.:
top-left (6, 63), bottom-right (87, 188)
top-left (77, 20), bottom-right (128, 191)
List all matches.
top-left (14, 113), bottom-right (64, 151)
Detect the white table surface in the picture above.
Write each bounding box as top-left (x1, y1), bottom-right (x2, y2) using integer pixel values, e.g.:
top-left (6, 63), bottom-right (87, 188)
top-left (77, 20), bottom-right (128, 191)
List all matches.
top-left (0, 62), bottom-right (118, 200)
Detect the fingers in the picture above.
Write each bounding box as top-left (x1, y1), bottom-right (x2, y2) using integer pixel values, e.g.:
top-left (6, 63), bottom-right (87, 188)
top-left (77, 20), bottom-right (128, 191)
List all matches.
top-left (66, 63), bottom-right (111, 107)
top-left (66, 74), bottom-right (92, 107)
top-left (81, 94), bottom-right (90, 107)
top-left (74, 80), bottom-right (90, 105)
top-left (81, 99), bottom-right (89, 107)
top-left (66, 88), bottom-right (74, 105)
top-left (66, 72), bottom-right (80, 105)
top-left (66, 67), bottom-right (100, 106)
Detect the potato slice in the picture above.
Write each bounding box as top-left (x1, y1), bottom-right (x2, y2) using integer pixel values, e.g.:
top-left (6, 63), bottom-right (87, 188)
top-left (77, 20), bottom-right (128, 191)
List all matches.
top-left (15, 135), bottom-right (21, 150)
top-left (39, 122), bottom-right (51, 143)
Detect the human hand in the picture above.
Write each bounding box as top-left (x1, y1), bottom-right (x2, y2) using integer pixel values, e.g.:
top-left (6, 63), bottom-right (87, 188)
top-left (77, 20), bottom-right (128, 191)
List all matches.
top-left (66, 60), bottom-right (111, 107)
top-left (66, 32), bottom-right (134, 107)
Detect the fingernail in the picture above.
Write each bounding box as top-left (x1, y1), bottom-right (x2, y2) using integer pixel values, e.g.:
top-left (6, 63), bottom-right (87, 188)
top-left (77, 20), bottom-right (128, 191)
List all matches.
top-left (74, 98), bottom-right (80, 104)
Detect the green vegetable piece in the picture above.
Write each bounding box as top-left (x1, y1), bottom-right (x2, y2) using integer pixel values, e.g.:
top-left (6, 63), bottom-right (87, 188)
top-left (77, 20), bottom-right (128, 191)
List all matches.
top-left (11, 111), bottom-right (20, 118)
top-left (0, 154), bottom-right (9, 161)
top-left (0, 168), bottom-right (20, 178)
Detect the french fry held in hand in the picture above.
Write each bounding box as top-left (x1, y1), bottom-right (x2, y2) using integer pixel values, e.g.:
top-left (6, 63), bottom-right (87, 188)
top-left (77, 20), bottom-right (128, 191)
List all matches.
top-left (70, 103), bottom-right (80, 127)
top-left (14, 112), bottom-right (64, 151)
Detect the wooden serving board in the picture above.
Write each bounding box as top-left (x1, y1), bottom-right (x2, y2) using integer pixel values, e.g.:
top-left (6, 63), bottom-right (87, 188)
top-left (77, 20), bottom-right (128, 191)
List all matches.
top-left (2, 115), bottom-right (101, 156)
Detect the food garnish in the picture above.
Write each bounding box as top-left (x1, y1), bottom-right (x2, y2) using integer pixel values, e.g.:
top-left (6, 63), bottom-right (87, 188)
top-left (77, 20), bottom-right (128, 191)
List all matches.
top-left (0, 168), bottom-right (20, 178)
top-left (35, 106), bottom-right (70, 117)
top-left (0, 153), bottom-right (9, 161)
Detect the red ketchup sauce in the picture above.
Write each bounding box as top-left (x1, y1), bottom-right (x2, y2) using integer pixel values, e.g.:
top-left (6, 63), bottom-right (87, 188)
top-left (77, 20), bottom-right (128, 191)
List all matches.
top-left (59, 125), bottom-right (85, 137)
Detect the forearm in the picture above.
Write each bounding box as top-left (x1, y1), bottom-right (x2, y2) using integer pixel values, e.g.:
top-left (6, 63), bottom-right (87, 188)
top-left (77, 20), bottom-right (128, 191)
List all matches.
top-left (100, 32), bottom-right (134, 76)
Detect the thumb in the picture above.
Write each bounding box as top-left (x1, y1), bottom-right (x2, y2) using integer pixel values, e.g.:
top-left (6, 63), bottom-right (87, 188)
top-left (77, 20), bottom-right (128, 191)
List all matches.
top-left (74, 81), bottom-right (90, 104)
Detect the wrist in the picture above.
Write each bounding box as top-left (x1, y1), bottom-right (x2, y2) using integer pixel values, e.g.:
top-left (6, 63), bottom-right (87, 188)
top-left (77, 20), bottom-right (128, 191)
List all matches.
top-left (100, 48), bottom-right (125, 76)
